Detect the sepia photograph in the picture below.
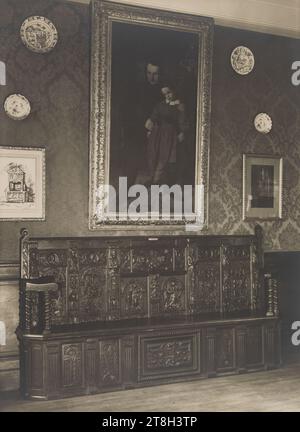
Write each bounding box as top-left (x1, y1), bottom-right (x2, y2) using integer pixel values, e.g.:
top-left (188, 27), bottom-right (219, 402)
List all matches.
top-left (0, 0), bottom-right (300, 420)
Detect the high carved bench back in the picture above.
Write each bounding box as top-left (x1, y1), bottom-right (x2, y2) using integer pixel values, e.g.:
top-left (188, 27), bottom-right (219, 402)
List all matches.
top-left (19, 226), bottom-right (268, 331)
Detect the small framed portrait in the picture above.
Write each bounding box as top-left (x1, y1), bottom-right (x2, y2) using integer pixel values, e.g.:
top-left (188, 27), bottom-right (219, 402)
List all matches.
top-left (243, 154), bottom-right (283, 220)
top-left (0, 147), bottom-right (45, 220)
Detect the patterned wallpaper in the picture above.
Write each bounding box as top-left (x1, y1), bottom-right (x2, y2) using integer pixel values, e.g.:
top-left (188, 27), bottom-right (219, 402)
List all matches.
top-left (0, 0), bottom-right (91, 260)
top-left (0, 0), bottom-right (300, 260)
top-left (208, 27), bottom-right (300, 251)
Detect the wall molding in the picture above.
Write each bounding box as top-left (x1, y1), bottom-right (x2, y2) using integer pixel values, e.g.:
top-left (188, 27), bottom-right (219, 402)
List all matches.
top-left (68, 0), bottom-right (300, 39)
top-left (0, 263), bottom-right (19, 284)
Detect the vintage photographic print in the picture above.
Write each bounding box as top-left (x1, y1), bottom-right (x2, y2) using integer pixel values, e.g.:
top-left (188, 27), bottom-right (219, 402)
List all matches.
top-left (1, 0), bottom-right (300, 417)
top-left (243, 154), bottom-right (283, 220)
top-left (89, 0), bottom-right (213, 229)
top-left (0, 147), bottom-right (45, 220)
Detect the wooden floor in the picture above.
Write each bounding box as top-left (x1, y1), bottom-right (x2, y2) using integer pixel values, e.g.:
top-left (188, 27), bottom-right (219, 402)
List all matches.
top-left (1, 361), bottom-right (300, 412)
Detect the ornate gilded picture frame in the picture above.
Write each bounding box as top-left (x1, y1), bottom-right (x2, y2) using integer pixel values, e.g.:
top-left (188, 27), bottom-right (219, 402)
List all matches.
top-left (243, 154), bottom-right (283, 220)
top-left (89, 0), bottom-right (214, 232)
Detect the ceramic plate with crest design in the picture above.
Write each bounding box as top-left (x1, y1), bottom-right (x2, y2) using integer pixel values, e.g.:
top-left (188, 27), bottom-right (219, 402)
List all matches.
top-left (254, 113), bottom-right (272, 134)
top-left (231, 46), bottom-right (255, 75)
top-left (4, 94), bottom-right (31, 120)
top-left (20, 16), bottom-right (58, 53)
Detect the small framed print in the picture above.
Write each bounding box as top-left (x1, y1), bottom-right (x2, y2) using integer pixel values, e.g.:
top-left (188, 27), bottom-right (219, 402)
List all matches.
top-left (0, 147), bottom-right (45, 220)
top-left (243, 154), bottom-right (283, 220)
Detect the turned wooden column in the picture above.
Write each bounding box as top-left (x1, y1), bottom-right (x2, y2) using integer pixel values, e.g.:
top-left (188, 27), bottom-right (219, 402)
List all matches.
top-left (19, 279), bottom-right (58, 334)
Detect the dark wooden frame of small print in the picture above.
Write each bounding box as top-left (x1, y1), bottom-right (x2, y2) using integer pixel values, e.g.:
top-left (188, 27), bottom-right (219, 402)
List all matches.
top-left (243, 154), bottom-right (283, 220)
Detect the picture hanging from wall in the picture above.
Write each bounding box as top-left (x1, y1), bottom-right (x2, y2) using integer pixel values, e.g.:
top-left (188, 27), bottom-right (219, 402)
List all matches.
top-left (243, 154), bottom-right (282, 220)
top-left (89, 0), bottom-right (214, 232)
top-left (0, 147), bottom-right (45, 220)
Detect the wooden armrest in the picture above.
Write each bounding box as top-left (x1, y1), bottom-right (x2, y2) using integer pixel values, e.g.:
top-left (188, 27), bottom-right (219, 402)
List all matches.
top-left (25, 282), bottom-right (58, 292)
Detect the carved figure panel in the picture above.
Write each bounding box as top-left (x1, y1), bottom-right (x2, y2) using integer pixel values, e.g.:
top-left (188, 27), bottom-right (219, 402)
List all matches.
top-left (79, 268), bottom-right (106, 322)
top-left (108, 247), bottom-right (120, 269)
top-left (119, 248), bottom-right (131, 273)
top-left (99, 339), bottom-right (120, 386)
top-left (68, 274), bottom-right (80, 323)
top-left (120, 277), bottom-right (147, 319)
top-left (149, 274), bottom-right (160, 316)
top-left (194, 261), bottom-right (220, 313)
top-left (62, 343), bottom-right (83, 388)
top-left (222, 263), bottom-right (251, 312)
top-left (161, 276), bottom-right (185, 314)
top-left (107, 270), bottom-right (120, 320)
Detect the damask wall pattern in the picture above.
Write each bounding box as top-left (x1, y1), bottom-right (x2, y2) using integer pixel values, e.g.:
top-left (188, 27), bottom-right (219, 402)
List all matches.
top-left (0, 0), bottom-right (91, 261)
top-left (208, 27), bottom-right (300, 251)
top-left (0, 0), bottom-right (300, 260)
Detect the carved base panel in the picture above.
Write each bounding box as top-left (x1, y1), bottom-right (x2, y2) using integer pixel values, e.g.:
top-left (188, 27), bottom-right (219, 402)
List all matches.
top-left (18, 316), bottom-right (281, 400)
top-left (138, 332), bottom-right (201, 382)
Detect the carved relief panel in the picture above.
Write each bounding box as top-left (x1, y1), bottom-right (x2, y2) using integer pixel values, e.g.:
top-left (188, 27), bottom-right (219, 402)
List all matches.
top-left (21, 232), bottom-right (264, 327)
top-left (62, 343), bottom-right (83, 388)
top-left (188, 244), bottom-right (221, 314)
top-left (139, 333), bottom-right (201, 381)
top-left (131, 246), bottom-right (174, 274)
top-left (160, 276), bottom-right (186, 314)
top-left (120, 277), bottom-right (148, 319)
top-left (222, 245), bottom-right (252, 313)
top-left (99, 339), bottom-right (121, 387)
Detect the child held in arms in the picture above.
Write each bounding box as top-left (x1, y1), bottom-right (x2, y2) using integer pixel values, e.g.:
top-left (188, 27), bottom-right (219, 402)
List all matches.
top-left (145, 85), bottom-right (188, 185)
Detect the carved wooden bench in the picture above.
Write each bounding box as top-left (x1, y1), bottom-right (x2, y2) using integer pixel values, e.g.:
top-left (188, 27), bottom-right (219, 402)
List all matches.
top-left (16, 227), bottom-right (281, 400)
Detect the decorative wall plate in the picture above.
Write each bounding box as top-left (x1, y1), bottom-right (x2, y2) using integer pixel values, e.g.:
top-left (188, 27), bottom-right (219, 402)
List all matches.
top-left (254, 113), bottom-right (272, 134)
top-left (231, 46), bottom-right (255, 75)
top-left (4, 94), bottom-right (31, 120)
top-left (20, 16), bottom-right (58, 53)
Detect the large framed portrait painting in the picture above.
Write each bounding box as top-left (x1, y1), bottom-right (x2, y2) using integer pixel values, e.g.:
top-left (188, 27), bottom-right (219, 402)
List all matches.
top-left (89, 0), bottom-right (214, 232)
